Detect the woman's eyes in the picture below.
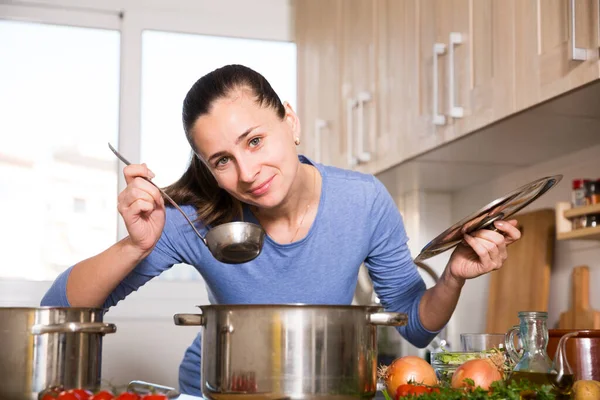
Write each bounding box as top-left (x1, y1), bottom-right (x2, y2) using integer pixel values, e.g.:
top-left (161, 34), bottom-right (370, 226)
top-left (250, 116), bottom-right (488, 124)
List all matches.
top-left (249, 137), bottom-right (262, 147)
top-left (215, 156), bottom-right (230, 167)
top-left (213, 137), bottom-right (262, 168)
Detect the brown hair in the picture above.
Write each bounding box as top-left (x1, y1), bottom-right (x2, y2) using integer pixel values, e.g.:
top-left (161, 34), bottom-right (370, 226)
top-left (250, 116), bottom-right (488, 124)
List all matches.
top-left (163, 64), bottom-right (285, 227)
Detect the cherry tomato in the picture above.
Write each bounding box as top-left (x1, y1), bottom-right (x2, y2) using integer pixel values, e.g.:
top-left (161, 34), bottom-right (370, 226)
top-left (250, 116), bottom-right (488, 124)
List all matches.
top-left (408, 385), bottom-right (429, 396)
top-left (70, 389), bottom-right (93, 400)
top-left (141, 395), bottom-right (169, 400)
top-left (114, 393), bottom-right (140, 400)
top-left (429, 387), bottom-right (441, 394)
top-left (395, 383), bottom-right (414, 398)
top-left (89, 390), bottom-right (115, 400)
top-left (41, 394), bottom-right (58, 400)
top-left (57, 392), bottom-right (80, 400)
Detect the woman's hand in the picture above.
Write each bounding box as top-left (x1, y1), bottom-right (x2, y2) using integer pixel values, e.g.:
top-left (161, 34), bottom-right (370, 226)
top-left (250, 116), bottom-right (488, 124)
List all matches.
top-left (117, 163), bottom-right (166, 254)
top-left (447, 219), bottom-right (522, 283)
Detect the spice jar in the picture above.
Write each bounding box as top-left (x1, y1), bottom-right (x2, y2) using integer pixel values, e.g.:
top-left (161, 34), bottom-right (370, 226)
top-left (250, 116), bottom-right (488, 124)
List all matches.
top-left (571, 179), bottom-right (587, 229)
top-left (584, 179), bottom-right (600, 228)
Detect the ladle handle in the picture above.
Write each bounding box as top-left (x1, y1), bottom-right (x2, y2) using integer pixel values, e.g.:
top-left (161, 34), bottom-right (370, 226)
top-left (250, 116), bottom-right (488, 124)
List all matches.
top-left (108, 143), bottom-right (208, 246)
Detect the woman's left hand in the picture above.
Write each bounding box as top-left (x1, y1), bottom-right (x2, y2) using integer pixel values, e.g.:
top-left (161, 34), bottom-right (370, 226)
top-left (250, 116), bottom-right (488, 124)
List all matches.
top-left (447, 219), bottom-right (522, 282)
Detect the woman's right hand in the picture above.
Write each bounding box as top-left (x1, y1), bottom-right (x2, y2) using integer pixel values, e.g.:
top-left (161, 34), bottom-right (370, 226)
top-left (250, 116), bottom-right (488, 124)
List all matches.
top-left (118, 163), bottom-right (166, 254)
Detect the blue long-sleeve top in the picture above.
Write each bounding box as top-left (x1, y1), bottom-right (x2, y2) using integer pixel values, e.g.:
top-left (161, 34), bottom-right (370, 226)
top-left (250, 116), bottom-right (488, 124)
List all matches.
top-left (41, 156), bottom-right (439, 395)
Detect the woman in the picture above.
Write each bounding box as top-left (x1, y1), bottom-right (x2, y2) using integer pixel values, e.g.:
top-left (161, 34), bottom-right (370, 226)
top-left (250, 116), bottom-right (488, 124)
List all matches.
top-left (41, 64), bottom-right (521, 395)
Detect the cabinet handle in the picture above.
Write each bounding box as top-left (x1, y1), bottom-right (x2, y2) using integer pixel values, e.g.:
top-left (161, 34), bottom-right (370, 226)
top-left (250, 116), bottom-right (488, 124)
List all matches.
top-left (570, 0), bottom-right (588, 60)
top-left (356, 91), bottom-right (372, 163)
top-left (448, 32), bottom-right (464, 118)
top-left (346, 98), bottom-right (358, 168)
top-left (433, 43), bottom-right (447, 126)
top-left (314, 118), bottom-right (327, 163)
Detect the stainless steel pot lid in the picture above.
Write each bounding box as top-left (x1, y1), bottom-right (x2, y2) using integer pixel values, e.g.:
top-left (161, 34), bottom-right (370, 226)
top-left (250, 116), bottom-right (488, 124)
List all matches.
top-left (414, 174), bottom-right (563, 262)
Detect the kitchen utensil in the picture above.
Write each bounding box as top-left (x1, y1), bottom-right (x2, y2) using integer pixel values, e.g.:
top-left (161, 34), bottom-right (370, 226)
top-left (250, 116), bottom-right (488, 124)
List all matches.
top-left (414, 175), bottom-right (562, 262)
top-left (108, 143), bottom-right (265, 264)
top-left (558, 265), bottom-right (600, 329)
top-left (174, 304), bottom-right (408, 400)
top-left (548, 329), bottom-right (600, 381)
top-left (460, 333), bottom-right (506, 351)
top-left (485, 208), bottom-right (555, 333)
top-left (0, 307), bottom-right (116, 400)
top-left (127, 381), bottom-right (180, 399)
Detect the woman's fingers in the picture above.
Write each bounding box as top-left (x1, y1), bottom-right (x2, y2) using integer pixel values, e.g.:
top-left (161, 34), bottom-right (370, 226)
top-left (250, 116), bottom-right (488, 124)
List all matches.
top-left (123, 163), bottom-right (155, 185)
top-left (463, 233), bottom-right (493, 266)
top-left (493, 219), bottom-right (521, 244)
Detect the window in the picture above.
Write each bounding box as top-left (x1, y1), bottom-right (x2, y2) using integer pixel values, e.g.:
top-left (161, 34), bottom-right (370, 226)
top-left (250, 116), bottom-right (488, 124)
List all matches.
top-left (0, 19), bottom-right (120, 280)
top-left (139, 30), bottom-right (297, 280)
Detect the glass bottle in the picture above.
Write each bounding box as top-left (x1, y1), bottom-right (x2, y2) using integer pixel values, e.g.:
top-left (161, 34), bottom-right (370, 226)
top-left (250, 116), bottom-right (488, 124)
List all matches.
top-left (505, 311), bottom-right (553, 373)
top-left (505, 311), bottom-right (575, 397)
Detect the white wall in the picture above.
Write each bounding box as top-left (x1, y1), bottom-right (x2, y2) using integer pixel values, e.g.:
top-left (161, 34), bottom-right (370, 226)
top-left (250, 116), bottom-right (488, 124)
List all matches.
top-left (1, 0), bottom-right (294, 390)
top-left (450, 143), bottom-right (600, 340)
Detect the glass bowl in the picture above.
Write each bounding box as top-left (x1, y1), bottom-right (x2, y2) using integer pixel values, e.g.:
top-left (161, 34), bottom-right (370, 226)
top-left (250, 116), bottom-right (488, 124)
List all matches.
top-left (430, 351), bottom-right (491, 384)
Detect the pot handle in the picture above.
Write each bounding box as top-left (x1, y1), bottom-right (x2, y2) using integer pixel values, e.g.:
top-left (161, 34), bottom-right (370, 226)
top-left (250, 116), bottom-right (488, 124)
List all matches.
top-left (31, 322), bottom-right (117, 335)
top-left (369, 312), bottom-right (408, 326)
top-left (173, 313), bottom-right (206, 326)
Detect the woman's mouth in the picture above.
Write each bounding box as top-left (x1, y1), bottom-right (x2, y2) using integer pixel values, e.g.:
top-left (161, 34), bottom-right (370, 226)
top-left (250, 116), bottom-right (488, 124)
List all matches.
top-left (248, 176), bottom-right (274, 196)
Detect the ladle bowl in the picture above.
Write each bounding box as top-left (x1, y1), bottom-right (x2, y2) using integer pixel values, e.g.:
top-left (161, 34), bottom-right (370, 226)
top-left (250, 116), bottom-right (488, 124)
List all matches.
top-left (108, 143), bottom-right (265, 264)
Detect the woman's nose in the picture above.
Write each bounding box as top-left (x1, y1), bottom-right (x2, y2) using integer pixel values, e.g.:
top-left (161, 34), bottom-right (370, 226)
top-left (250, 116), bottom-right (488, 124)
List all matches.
top-left (237, 157), bottom-right (260, 183)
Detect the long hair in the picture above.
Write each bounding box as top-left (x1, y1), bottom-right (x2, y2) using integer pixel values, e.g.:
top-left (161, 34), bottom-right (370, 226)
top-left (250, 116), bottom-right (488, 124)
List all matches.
top-left (163, 64), bottom-right (285, 227)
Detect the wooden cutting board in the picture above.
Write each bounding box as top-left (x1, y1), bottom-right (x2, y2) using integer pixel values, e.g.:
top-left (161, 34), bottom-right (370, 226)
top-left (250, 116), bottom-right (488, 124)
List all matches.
top-left (485, 209), bottom-right (555, 333)
top-left (559, 265), bottom-right (600, 329)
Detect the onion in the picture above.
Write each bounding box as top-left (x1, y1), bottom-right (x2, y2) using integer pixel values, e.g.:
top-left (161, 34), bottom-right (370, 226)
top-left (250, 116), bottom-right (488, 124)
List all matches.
top-left (450, 358), bottom-right (503, 391)
top-left (380, 356), bottom-right (438, 395)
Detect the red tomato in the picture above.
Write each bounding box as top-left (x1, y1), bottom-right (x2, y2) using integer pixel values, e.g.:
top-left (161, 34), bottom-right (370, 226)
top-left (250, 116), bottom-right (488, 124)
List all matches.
top-left (57, 392), bottom-right (81, 400)
top-left (395, 384), bottom-right (414, 398)
top-left (113, 393), bottom-right (140, 400)
top-left (41, 394), bottom-right (58, 400)
top-left (429, 387), bottom-right (441, 394)
top-left (89, 390), bottom-right (115, 400)
top-left (70, 389), bottom-right (93, 400)
top-left (408, 385), bottom-right (430, 396)
top-left (141, 395), bottom-right (169, 400)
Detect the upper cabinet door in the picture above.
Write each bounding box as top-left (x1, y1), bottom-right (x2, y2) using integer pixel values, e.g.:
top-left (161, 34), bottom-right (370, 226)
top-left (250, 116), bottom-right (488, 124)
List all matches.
top-left (447, 0), bottom-right (518, 139)
top-left (514, 0), bottom-right (600, 111)
top-left (295, 0), bottom-right (345, 167)
top-left (340, 0), bottom-right (377, 170)
top-left (404, 0), bottom-right (456, 159)
top-left (370, 0), bottom-right (413, 173)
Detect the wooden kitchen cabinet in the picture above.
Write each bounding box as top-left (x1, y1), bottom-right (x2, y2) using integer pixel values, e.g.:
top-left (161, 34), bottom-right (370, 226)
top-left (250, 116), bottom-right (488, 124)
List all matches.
top-left (340, 0), bottom-right (378, 171)
top-left (295, 0), bottom-right (345, 167)
top-left (514, 0), bottom-right (600, 112)
top-left (295, 0), bottom-right (600, 177)
top-left (368, 0), bottom-right (412, 173)
top-left (447, 0), bottom-right (517, 140)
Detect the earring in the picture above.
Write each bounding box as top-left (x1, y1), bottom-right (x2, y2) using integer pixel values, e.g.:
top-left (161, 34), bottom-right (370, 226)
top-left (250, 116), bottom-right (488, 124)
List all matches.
top-left (294, 137), bottom-right (301, 146)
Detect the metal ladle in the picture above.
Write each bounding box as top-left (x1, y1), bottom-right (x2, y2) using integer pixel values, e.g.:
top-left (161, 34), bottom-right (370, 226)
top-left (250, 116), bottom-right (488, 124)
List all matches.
top-left (108, 143), bottom-right (265, 264)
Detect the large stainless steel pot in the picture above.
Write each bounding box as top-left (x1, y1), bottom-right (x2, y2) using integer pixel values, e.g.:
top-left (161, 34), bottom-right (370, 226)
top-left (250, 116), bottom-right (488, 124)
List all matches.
top-left (0, 307), bottom-right (116, 400)
top-left (174, 304), bottom-right (408, 400)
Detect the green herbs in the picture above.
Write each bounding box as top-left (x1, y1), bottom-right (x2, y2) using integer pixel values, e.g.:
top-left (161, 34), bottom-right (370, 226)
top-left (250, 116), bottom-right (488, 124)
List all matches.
top-left (382, 379), bottom-right (558, 400)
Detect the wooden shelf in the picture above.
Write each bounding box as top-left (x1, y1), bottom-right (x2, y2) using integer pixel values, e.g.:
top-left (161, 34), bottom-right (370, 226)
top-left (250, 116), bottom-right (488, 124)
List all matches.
top-left (563, 203), bottom-right (600, 219)
top-left (557, 226), bottom-right (600, 241)
top-left (555, 201), bottom-right (600, 241)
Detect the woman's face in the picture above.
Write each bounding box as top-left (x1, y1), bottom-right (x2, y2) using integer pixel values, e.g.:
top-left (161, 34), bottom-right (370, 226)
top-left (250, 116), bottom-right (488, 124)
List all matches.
top-left (191, 89), bottom-right (301, 209)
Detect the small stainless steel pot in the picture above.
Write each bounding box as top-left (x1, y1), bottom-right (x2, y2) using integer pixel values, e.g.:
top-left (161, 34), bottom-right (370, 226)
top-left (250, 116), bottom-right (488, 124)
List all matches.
top-left (0, 307), bottom-right (116, 400)
top-left (174, 304), bottom-right (408, 400)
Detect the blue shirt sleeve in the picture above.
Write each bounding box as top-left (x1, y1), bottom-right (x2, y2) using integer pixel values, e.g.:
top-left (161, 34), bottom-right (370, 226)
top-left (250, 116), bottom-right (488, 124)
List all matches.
top-left (364, 177), bottom-right (441, 348)
top-left (41, 206), bottom-right (191, 309)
